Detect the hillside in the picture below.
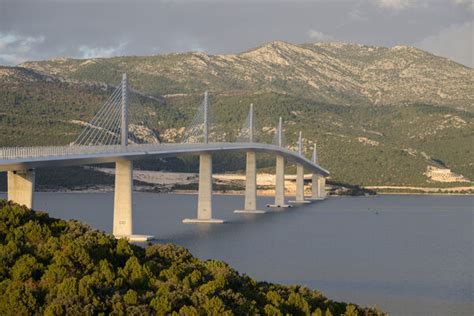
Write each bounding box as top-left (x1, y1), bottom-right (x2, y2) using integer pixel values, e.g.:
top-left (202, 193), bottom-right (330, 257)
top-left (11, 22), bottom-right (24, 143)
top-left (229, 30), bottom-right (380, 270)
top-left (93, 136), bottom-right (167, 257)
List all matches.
top-left (0, 66), bottom-right (180, 147)
top-left (21, 41), bottom-right (474, 111)
top-left (163, 93), bottom-right (474, 186)
top-left (1, 42), bottom-right (473, 188)
top-left (0, 200), bottom-right (384, 315)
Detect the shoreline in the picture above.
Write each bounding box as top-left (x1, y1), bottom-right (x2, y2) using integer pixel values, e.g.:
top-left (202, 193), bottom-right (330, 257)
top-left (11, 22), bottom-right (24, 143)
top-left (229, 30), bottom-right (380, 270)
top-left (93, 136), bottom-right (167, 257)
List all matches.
top-left (85, 169), bottom-right (474, 196)
top-left (2, 169), bottom-right (472, 196)
top-left (1, 188), bottom-right (472, 196)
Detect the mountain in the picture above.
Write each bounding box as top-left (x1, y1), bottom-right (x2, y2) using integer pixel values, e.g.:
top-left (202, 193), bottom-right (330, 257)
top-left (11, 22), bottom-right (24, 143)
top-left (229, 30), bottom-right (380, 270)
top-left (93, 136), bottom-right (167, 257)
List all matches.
top-left (21, 41), bottom-right (473, 111)
top-left (1, 42), bottom-right (473, 188)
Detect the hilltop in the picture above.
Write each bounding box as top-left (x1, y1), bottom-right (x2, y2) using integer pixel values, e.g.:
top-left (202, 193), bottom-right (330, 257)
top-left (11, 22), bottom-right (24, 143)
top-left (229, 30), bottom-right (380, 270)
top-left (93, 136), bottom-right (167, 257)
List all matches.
top-left (0, 42), bottom-right (472, 189)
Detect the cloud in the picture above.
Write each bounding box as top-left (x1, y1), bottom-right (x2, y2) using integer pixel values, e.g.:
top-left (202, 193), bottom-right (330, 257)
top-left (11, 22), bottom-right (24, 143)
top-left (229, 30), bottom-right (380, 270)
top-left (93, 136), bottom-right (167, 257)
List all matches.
top-left (373, 0), bottom-right (418, 10)
top-left (308, 30), bottom-right (333, 42)
top-left (0, 31), bottom-right (129, 64)
top-left (415, 21), bottom-right (473, 67)
top-left (78, 42), bottom-right (128, 59)
top-left (371, 0), bottom-right (470, 11)
top-left (348, 8), bottom-right (367, 21)
top-left (453, 0), bottom-right (474, 11)
top-left (0, 32), bottom-right (45, 65)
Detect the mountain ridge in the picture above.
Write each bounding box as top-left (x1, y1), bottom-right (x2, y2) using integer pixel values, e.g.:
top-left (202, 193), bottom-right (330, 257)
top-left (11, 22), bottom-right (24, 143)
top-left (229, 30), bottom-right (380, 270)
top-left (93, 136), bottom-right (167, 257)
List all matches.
top-left (19, 41), bottom-right (473, 111)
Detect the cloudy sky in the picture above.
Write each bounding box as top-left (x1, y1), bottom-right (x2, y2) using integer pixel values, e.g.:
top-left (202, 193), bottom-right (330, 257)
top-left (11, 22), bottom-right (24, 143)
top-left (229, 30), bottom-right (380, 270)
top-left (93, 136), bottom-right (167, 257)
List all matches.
top-left (0, 0), bottom-right (472, 67)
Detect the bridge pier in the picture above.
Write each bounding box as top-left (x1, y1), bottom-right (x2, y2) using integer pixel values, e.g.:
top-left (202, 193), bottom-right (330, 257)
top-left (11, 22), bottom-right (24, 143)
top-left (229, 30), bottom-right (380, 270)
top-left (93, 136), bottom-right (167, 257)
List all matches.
top-left (267, 155), bottom-right (291, 208)
top-left (307, 143), bottom-right (326, 201)
top-left (319, 176), bottom-right (327, 199)
top-left (235, 151), bottom-right (265, 214)
top-left (7, 169), bottom-right (35, 208)
top-left (183, 153), bottom-right (225, 223)
top-left (308, 173), bottom-right (322, 200)
top-left (113, 159), bottom-right (153, 242)
top-left (289, 164), bottom-right (310, 204)
top-left (308, 174), bottom-right (326, 200)
top-left (308, 173), bottom-right (323, 200)
top-left (113, 159), bottom-right (133, 238)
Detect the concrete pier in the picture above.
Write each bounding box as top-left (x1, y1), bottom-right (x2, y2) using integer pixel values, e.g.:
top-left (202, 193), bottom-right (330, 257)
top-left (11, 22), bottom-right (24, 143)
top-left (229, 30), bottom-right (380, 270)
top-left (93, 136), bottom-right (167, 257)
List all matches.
top-left (183, 153), bottom-right (225, 223)
top-left (235, 151), bottom-right (265, 214)
top-left (7, 169), bottom-right (35, 208)
top-left (307, 173), bottom-right (323, 200)
top-left (267, 155), bottom-right (291, 208)
top-left (113, 159), bottom-right (153, 241)
top-left (289, 164), bottom-right (310, 204)
top-left (319, 176), bottom-right (327, 199)
top-left (113, 159), bottom-right (133, 238)
top-left (307, 143), bottom-right (325, 201)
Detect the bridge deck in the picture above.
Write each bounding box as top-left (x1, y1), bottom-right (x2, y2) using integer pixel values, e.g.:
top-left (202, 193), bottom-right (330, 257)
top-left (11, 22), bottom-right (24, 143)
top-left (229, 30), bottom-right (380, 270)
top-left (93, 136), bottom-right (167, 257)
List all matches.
top-left (0, 143), bottom-right (330, 176)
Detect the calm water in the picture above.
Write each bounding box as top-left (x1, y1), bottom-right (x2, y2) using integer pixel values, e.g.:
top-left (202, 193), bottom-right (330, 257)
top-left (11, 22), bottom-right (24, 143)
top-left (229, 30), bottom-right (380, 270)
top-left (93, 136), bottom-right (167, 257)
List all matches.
top-left (1, 192), bottom-right (472, 315)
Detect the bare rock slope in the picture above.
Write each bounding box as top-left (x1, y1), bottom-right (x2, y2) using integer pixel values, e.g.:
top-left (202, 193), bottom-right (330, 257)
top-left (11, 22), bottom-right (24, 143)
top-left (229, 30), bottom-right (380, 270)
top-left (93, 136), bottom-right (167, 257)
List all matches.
top-left (21, 41), bottom-right (473, 111)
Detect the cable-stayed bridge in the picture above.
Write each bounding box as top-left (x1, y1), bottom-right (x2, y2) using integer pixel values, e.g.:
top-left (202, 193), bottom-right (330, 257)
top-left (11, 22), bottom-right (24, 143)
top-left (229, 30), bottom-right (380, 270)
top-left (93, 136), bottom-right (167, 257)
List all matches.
top-left (0, 74), bottom-right (329, 241)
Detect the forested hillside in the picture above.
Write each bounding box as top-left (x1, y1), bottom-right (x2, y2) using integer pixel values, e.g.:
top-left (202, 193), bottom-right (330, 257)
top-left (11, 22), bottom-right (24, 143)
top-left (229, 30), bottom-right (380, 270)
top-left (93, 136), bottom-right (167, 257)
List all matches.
top-left (0, 200), bottom-right (384, 315)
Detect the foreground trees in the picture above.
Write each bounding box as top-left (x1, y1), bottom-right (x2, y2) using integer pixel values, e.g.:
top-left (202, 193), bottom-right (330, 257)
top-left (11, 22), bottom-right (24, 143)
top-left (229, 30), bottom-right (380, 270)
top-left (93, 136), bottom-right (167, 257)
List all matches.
top-left (0, 200), bottom-right (384, 315)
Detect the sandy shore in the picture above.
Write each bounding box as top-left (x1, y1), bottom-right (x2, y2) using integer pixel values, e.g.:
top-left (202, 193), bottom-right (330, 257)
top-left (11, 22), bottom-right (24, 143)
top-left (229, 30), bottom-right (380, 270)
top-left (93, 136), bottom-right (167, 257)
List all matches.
top-left (91, 167), bottom-right (313, 196)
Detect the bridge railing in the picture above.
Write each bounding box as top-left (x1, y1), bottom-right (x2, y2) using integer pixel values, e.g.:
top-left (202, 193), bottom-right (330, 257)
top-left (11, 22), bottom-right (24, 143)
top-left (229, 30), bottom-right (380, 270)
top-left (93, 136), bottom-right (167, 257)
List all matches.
top-left (0, 144), bottom-right (161, 160)
top-left (0, 143), bottom-right (268, 160)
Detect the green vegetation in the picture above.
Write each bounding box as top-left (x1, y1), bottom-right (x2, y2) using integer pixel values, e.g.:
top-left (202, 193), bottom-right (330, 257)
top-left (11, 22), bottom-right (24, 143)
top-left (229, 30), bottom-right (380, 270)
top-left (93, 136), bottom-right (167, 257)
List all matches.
top-left (0, 67), bottom-right (180, 147)
top-left (0, 200), bottom-right (384, 315)
top-left (165, 93), bottom-right (474, 186)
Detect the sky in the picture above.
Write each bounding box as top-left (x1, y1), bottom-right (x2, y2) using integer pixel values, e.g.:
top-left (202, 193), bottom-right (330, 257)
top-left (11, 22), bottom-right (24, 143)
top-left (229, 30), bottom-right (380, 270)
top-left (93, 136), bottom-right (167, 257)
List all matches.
top-left (0, 0), bottom-right (472, 67)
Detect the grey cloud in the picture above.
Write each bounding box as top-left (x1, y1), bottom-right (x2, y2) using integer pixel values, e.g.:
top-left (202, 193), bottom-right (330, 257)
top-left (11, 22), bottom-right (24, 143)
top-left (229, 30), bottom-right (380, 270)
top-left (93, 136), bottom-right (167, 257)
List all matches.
top-left (78, 42), bottom-right (129, 59)
top-left (308, 30), bottom-right (333, 42)
top-left (416, 21), bottom-right (473, 67)
top-left (373, 0), bottom-right (418, 10)
top-left (453, 0), bottom-right (474, 11)
top-left (0, 32), bottom-right (45, 64)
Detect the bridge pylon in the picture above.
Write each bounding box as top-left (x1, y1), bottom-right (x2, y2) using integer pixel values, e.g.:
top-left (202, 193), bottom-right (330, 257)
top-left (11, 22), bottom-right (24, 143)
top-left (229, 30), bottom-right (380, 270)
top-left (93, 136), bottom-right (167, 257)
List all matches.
top-left (121, 73), bottom-right (129, 146)
top-left (267, 117), bottom-right (291, 208)
top-left (235, 104), bottom-right (266, 214)
top-left (183, 92), bottom-right (225, 224)
top-left (113, 74), bottom-right (153, 241)
top-left (72, 72), bottom-right (159, 146)
top-left (290, 131), bottom-right (310, 204)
